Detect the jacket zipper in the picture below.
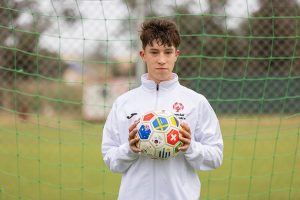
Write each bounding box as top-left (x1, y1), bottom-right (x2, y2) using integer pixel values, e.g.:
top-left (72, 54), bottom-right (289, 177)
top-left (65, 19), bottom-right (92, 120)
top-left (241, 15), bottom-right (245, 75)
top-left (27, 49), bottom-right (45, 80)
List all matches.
top-left (154, 84), bottom-right (159, 109)
top-left (153, 83), bottom-right (159, 199)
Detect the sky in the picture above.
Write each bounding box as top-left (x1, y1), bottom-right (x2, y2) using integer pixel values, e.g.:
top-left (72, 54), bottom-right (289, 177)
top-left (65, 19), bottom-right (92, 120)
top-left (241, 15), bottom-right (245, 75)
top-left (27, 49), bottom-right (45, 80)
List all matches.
top-left (15, 0), bottom-right (299, 61)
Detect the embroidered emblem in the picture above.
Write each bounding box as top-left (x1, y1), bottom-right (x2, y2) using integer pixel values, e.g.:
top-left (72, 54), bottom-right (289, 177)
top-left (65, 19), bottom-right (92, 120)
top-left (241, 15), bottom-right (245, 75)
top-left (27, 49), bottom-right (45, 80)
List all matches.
top-left (173, 102), bottom-right (184, 112)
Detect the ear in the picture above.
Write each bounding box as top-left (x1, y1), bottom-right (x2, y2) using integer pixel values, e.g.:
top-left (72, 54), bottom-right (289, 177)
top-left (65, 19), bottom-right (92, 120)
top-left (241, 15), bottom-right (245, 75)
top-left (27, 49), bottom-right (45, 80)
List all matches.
top-left (175, 49), bottom-right (180, 62)
top-left (175, 49), bottom-right (180, 57)
top-left (139, 50), bottom-right (145, 59)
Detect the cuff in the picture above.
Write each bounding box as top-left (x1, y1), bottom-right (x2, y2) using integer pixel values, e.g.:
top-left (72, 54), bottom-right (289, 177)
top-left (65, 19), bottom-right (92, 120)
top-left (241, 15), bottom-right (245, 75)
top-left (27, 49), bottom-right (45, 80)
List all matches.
top-left (120, 142), bottom-right (139, 159)
top-left (184, 140), bottom-right (195, 154)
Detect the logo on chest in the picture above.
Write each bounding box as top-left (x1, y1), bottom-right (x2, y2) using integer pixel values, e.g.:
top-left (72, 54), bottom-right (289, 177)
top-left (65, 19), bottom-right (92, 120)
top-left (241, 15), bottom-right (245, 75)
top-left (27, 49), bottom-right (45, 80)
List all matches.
top-left (173, 102), bottom-right (184, 112)
top-left (126, 113), bottom-right (137, 119)
top-left (172, 102), bottom-right (186, 120)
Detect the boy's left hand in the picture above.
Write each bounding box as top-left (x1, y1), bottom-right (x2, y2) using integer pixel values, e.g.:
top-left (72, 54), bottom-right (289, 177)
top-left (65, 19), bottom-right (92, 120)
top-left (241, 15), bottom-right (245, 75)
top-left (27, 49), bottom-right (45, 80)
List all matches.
top-left (178, 122), bottom-right (191, 152)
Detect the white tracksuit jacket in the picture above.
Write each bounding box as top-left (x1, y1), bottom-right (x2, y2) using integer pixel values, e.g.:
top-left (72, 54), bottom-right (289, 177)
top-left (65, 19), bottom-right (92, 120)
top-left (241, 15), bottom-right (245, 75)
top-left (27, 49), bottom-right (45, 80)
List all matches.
top-left (102, 73), bottom-right (223, 200)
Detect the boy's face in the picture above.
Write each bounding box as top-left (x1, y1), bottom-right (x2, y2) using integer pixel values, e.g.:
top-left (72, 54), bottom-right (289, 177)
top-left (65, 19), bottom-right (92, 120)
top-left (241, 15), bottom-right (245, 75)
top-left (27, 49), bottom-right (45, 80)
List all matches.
top-left (140, 40), bottom-right (180, 84)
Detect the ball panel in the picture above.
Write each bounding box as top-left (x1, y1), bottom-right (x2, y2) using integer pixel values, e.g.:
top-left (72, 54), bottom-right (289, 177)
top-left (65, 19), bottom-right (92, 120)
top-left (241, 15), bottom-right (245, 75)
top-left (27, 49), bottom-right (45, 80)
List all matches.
top-left (166, 129), bottom-right (179, 145)
top-left (149, 132), bottom-right (165, 148)
top-left (169, 115), bottom-right (179, 127)
top-left (143, 112), bottom-right (155, 121)
top-left (138, 123), bottom-right (152, 140)
top-left (152, 116), bottom-right (169, 131)
top-left (174, 141), bottom-right (183, 153)
top-left (156, 147), bottom-right (173, 159)
top-left (139, 141), bottom-right (155, 156)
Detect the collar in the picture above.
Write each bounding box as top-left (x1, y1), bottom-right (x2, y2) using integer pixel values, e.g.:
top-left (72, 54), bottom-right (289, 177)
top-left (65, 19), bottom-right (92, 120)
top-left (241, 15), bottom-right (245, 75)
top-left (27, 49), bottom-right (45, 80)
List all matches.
top-left (141, 73), bottom-right (180, 92)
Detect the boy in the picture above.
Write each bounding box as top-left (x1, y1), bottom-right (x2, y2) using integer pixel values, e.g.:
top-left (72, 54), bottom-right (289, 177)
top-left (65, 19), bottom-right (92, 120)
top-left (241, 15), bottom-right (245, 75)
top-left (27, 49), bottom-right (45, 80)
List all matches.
top-left (102, 19), bottom-right (223, 200)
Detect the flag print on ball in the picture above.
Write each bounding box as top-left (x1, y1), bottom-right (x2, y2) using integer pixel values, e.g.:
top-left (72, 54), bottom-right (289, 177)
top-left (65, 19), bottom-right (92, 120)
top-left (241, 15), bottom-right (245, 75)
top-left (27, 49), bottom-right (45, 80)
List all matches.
top-left (136, 110), bottom-right (183, 159)
top-left (152, 117), bottom-right (169, 131)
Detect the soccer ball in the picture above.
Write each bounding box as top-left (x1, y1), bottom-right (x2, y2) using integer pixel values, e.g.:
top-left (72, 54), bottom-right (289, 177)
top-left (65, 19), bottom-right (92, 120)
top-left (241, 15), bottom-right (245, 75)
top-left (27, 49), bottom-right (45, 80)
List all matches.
top-left (136, 110), bottom-right (183, 159)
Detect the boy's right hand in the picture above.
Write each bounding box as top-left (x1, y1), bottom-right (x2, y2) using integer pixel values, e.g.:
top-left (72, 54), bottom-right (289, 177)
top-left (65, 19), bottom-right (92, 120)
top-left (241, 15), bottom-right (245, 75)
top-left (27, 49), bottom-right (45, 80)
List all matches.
top-left (128, 120), bottom-right (141, 153)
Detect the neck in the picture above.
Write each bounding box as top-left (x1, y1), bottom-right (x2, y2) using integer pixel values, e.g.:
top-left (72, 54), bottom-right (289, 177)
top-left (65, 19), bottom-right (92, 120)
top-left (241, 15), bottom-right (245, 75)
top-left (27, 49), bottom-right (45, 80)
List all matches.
top-left (147, 75), bottom-right (174, 84)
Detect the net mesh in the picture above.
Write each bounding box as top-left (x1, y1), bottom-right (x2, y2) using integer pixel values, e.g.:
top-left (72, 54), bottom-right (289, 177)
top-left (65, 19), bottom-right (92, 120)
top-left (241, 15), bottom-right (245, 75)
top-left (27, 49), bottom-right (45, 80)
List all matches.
top-left (0, 0), bottom-right (299, 199)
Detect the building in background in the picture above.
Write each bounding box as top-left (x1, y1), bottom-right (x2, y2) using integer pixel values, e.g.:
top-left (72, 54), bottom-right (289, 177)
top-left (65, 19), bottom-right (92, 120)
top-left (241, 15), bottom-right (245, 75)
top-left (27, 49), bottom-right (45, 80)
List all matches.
top-left (80, 61), bottom-right (136, 121)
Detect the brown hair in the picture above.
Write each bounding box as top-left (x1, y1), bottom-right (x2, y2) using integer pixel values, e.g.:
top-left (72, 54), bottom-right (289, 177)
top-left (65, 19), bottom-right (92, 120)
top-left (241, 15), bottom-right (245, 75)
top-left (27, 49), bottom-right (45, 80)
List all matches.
top-left (139, 19), bottom-right (180, 49)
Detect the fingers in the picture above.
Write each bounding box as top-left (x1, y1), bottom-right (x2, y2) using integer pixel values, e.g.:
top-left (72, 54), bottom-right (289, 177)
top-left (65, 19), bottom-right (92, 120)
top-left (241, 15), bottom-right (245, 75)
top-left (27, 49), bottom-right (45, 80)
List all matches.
top-left (178, 134), bottom-right (191, 152)
top-left (179, 122), bottom-right (191, 139)
top-left (179, 134), bottom-right (191, 144)
top-left (128, 120), bottom-right (139, 140)
top-left (128, 120), bottom-right (141, 153)
top-left (130, 138), bottom-right (141, 153)
top-left (128, 120), bottom-right (139, 133)
top-left (128, 128), bottom-right (138, 141)
top-left (178, 144), bottom-right (190, 152)
top-left (129, 133), bottom-right (141, 153)
top-left (128, 127), bottom-right (137, 140)
top-left (178, 122), bottom-right (191, 152)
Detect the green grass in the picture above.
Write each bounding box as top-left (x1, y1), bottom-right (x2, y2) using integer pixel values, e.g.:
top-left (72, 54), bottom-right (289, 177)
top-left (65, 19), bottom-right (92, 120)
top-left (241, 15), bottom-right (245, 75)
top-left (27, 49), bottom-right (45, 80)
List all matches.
top-left (0, 114), bottom-right (299, 200)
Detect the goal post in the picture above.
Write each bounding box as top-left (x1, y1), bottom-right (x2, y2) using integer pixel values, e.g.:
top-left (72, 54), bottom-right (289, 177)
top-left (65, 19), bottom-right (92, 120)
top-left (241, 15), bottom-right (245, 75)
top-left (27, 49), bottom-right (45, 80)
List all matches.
top-left (0, 1), bottom-right (299, 200)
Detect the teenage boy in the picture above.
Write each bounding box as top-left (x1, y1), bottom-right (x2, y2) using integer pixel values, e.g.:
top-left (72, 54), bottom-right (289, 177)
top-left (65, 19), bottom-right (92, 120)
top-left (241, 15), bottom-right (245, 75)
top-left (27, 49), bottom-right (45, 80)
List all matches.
top-left (102, 19), bottom-right (223, 200)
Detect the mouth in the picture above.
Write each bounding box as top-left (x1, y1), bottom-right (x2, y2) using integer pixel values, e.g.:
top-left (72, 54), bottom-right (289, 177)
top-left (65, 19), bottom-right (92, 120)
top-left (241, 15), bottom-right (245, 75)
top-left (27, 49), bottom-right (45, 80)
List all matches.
top-left (156, 68), bottom-right (168, 70)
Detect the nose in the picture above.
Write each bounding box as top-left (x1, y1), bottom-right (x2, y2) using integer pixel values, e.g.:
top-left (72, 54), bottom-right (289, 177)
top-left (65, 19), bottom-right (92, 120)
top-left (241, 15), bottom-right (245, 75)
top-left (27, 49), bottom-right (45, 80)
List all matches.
top-left (157, 54), bottom-right (166, 65)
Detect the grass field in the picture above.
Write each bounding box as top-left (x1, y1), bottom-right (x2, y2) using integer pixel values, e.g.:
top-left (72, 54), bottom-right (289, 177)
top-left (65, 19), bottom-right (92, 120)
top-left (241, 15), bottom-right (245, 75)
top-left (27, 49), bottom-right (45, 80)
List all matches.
top-left (0, 113), bottom-right (299, 200)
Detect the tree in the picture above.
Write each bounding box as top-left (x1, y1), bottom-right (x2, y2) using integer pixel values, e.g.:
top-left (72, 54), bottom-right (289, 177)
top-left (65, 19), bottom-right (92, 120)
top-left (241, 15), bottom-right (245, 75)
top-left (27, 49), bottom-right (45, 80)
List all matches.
top-left (0, 0), bottom-right (78, 117)
top-left (238, 0), bottom-right (300, 77)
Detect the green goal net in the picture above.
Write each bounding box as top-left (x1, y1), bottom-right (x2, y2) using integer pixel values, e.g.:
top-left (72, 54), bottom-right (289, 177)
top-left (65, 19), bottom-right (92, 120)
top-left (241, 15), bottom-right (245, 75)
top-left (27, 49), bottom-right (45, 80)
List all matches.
top-left (0, 0), bottom-right (299, 200)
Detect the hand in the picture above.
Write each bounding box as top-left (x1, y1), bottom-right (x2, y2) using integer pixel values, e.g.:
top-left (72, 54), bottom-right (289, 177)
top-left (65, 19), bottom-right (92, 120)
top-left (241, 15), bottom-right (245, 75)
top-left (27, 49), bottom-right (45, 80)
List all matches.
top-left (178, 122), bottom-right (191, 152)
top-left (128, 120), bottom-right (141, 153)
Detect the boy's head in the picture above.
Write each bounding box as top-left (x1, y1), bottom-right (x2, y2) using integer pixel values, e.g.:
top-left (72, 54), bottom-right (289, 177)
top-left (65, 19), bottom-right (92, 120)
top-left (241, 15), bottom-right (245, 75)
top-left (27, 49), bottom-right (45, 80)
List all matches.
top-left (140, 19), bottom-right (180, 49)
top-left (139, 19), bottom-right (180, 84)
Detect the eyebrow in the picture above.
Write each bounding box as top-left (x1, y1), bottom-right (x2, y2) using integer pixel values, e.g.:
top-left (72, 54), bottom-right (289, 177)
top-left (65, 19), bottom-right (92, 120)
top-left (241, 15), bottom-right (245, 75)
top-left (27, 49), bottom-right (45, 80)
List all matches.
top-left (148, 48), bottom-right (174, 51)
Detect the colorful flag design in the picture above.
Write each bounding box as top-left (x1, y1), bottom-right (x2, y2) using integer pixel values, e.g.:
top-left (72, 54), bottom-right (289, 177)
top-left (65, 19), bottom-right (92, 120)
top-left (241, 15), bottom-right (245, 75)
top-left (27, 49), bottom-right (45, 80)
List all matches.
top-left (152, 117), bottom-right (169, 131)
top-left (158, 148), bottom-right (171, 159)
top-left (138, 124), bottom-right (151, 139)
top-left (167, 129), bottom-right (179, 145)
top-left (143, 113), bottom-right (155, 121)
top-left (169, 116), bottom-right (179, 127)
top-left (150, 133), bottom-right (164, 148)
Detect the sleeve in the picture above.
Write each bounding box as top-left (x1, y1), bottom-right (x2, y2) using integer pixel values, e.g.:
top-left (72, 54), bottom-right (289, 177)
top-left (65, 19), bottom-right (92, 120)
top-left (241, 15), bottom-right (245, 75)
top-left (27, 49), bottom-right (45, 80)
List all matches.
top-left (184, 97), bottom-right (223, 171)
top-left (101, 102), bottom-right (139, 173)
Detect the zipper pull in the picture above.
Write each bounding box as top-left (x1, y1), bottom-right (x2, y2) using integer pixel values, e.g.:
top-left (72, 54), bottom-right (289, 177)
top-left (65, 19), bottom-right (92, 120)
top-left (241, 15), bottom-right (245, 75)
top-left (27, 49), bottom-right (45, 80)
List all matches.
top-left (156, 84), bottom-right (159, 91)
